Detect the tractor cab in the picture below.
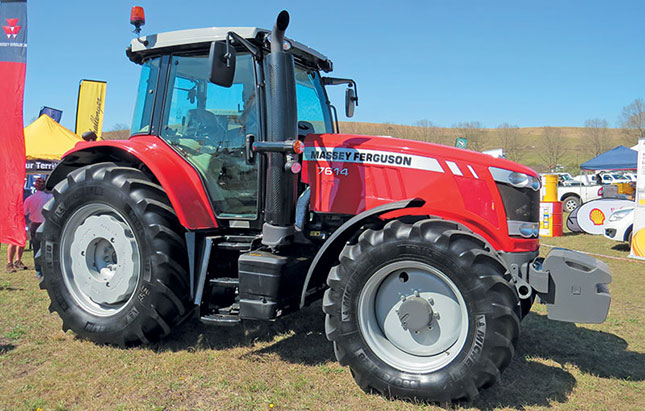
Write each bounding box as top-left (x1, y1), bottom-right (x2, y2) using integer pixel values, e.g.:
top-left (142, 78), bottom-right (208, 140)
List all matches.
top-left (127, 25), bottom-right (345, 224)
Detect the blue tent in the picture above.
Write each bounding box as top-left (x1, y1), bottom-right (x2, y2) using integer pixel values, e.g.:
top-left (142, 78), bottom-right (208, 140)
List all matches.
top-left (580, 145), bottom-right (638, 170)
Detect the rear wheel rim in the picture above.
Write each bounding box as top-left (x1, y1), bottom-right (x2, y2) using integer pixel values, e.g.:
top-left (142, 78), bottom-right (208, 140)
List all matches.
top-left (60, 203), bottom-right (141, 317)
top-left (358, 261), bottom-right (469, 373)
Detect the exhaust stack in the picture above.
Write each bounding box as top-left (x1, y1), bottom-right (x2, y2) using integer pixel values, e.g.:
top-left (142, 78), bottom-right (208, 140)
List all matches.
top-left (262, 10), bottom-right (298, 247)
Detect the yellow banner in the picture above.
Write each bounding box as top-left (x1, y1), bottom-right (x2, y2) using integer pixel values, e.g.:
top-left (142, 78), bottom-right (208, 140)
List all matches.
top-left (75, 80), bottom-right (106, 138)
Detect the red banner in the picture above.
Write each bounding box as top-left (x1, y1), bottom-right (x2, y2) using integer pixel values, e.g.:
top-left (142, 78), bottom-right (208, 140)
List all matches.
top-left (0, 0), bottom-right (28, 246)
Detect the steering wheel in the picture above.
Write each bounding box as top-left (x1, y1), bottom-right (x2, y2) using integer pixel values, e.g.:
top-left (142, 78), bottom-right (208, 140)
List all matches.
top-left (185, 109), bottom-right (227, 141)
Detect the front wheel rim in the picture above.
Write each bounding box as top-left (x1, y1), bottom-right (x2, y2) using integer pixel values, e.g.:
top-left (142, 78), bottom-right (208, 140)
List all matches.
top-left (358, 261), bottom-right (469, 373)
top-left (60, 203), bottom-right (141, 317)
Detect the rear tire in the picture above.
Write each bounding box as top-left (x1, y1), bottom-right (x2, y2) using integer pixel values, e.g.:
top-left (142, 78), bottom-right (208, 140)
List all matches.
top-left (38, 163), bottom-right (191, 346)
top-left (562, 195), bottom-right (581, 213)
top-left (323, 219), bottom-right (520, 402)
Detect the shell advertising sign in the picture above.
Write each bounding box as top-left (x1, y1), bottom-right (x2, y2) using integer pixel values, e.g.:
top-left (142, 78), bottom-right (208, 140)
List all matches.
top-left (630, 138), bottom-right (645, 259)
top-left (568, 199), bottom-right (635, 235)
top-left (589, 208), bottom-right (605, 226)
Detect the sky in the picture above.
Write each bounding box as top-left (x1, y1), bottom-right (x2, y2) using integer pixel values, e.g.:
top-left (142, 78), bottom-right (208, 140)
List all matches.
top-left (16, 0), bottom-right (645, 132)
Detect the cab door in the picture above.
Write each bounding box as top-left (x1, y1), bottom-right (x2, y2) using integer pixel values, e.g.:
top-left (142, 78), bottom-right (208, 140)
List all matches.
top-left (159, 53), bottom-right (260, 220)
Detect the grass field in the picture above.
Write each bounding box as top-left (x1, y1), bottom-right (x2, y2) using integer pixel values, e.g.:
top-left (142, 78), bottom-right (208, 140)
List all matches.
top-left (1, 231), bottom-right (643, 410)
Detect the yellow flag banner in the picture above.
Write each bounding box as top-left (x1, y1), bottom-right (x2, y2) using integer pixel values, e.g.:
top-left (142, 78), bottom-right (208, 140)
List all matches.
top-left (75, 79), bottom-right (106, 138)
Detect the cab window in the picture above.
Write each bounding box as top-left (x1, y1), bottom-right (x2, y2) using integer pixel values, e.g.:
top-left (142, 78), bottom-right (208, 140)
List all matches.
top-left (131, 57), bottom-right (160, 135)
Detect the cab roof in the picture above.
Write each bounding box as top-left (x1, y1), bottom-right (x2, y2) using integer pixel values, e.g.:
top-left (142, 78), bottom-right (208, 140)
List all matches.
top-left (128, 27), bottom-right (333, 72)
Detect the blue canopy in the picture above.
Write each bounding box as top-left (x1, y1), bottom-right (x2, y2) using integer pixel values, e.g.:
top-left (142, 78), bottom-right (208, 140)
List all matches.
top-left (580, 145), bottom-right (638, 170)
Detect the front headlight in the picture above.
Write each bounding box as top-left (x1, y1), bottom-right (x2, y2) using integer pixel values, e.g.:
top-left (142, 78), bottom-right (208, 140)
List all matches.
top-left (489, 167), bottom-right (541, 191)
top-left (608, 209), bottom-right (633, 222)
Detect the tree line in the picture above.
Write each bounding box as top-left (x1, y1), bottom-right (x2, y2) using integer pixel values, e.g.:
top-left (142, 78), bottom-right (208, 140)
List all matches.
top-left (103, 98), bottom-right (645, 173)
top-left (401, 98), bottom-right (644, 172)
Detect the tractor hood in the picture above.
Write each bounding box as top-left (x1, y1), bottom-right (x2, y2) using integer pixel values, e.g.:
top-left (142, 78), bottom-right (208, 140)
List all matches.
top-left (302, 133), bottom-right (538, 179)
top-left (301, 133), bottom-right (541, 253)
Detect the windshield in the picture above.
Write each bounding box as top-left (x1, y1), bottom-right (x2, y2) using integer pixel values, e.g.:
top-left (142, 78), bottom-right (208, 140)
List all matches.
top-left (295, 66), bottom-right (333, 133)
top-left (160, 53), bottom-right (259, 219)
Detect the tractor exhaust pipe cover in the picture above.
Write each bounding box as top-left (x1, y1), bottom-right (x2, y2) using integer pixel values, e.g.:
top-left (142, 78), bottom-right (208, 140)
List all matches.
top-left (262, 10), bottom-right (298, 246)
top-left (271, 11), bottom-right (290, 54)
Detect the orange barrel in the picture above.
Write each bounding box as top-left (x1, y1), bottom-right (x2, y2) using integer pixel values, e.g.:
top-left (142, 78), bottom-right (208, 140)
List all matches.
top-left (539, 200), bottom-right (563, 237)
top-left (543, 174), bottom-right (558, 202)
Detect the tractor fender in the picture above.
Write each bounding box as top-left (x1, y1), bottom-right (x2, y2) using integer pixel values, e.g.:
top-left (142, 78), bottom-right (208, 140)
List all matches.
top-left (45, 136), bottom-right (218, 230)
top-left (299, 197), bottom-right (425, 308)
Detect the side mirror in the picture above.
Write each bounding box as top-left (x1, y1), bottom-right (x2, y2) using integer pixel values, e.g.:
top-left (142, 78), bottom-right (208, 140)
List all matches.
top-left (345, 87), bottom-right (357, 118)
top-left (209, 41), bottom-right (236, 87)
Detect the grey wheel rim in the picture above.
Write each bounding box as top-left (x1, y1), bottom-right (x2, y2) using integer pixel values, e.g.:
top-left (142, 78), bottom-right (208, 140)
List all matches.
top-left (60, 203), bottom-right (141, 317)
top-left (564, 199), bottom-right (578, 212)
top-left (358, 261), bottom-right (469, 373)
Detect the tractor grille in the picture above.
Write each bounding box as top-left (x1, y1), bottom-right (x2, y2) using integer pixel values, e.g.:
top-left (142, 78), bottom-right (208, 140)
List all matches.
top-left (496, 183), bottom-right (539, 223)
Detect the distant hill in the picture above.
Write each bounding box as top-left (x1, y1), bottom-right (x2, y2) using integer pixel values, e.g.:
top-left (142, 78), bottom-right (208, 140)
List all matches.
top-left (102, 122), bottom-right (639, 173)
top-left (339, 122), bottom-right (637, 173)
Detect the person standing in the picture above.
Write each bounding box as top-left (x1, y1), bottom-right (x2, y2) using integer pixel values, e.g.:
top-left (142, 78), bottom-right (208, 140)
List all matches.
top-left (23, 177), bottom-right (52, 272)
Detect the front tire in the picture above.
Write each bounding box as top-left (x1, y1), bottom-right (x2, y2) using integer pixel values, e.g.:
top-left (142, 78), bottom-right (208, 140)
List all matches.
top-left (323, 219), bottom-right (520, 402)
top-left (38, 163), bottom-right (191, 346)
top-left (625, 227), bottom-right (633, 247)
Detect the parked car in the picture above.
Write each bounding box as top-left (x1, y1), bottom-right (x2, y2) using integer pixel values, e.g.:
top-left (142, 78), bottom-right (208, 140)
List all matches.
top-left (557, 173), bottom-right (583, 186)
top-left (604, 207), bottom-right (634, 245)
top-left (541, 174), bottom-right (603, 212)
top-left (601, 173), bottom-right (631, 184)
top-left (573, 172), bottom-right (632, 185)
top-left (621, 173), bottom-right (638, 182)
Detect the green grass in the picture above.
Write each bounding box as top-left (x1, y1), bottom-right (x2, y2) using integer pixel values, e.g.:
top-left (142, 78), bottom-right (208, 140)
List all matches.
top-left (0, 237), bottom-right (643, 410)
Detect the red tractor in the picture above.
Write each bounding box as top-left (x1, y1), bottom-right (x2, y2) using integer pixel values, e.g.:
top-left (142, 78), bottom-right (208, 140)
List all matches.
top-left (38, 10), bottom-right (611, 402)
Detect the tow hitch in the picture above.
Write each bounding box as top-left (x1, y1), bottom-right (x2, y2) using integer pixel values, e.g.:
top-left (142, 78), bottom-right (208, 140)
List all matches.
top-left (527, 248), bottom-right (611, 323)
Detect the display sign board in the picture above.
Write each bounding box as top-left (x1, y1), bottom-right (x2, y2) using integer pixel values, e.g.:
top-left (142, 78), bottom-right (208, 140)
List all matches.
top-left (630, 137), bottom-right (645, 259)
top-left (572, 198), bottom-right (634, 235)
top-left (26, 159), bottom-right (58, 174)
top-left (455, 137), bottom-right (467, 149)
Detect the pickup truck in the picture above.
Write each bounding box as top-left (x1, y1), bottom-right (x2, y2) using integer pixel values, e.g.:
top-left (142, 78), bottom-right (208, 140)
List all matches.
top-left (541, 174), bottom-right (603, 212)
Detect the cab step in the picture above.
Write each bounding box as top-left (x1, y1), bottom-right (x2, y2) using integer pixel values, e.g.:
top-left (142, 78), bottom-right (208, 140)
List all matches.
top-left (200, 313), bottom-right (241, 326)
top-left (209, 277), bottom-right (239, 288)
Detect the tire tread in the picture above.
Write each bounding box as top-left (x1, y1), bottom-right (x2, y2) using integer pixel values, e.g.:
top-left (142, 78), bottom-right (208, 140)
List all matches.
top-left (39, 162), bottom-right (190, 346)
top-left (323, 218), bottom-right (520, 402)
